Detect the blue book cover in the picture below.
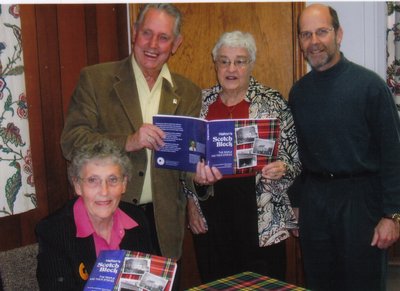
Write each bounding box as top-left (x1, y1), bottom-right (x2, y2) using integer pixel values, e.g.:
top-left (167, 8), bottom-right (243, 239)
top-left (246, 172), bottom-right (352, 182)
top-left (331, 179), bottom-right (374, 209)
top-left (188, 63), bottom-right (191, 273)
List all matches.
top-left (84, 250), bottom-right (126, 291)
top-left (153, 115), bottom-right (280, 175)
top-left (84, 250), bottom-right (177, 291)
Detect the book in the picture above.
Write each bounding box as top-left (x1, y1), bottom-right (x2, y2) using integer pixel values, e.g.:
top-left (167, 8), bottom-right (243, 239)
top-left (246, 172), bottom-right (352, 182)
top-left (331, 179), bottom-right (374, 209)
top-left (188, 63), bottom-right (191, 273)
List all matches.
top-left (84, 250), bottom-right (177, 291)
top-left (153, 114), bottom-right (280, 175)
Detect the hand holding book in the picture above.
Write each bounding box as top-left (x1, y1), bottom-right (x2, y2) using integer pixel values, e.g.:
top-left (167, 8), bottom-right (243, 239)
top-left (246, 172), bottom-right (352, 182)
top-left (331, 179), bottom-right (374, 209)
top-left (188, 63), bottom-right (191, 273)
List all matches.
top-left (153, 115), bottom-right (280, 175)
top-left (193, 159), bottom-right (223, 186)
top-left (261, 161), bottom-right (287, 180)
top-left (125, 123), bottom-right (165, 152)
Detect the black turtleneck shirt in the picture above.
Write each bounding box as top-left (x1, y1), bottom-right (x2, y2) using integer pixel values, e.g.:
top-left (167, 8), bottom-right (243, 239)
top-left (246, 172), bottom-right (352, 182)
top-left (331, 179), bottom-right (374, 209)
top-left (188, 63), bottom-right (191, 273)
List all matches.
top-left (289, 54), bottom-right (400, 214)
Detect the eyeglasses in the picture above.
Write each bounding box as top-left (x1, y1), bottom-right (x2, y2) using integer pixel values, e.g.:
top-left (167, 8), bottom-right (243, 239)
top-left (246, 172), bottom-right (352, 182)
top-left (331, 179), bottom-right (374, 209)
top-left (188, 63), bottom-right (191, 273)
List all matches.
top-left (78, 175), bottom-right (125, 188)
top-left (299, 27), bottom-right (334, 41)
top-left (215, 58), bottom-right (252, 69)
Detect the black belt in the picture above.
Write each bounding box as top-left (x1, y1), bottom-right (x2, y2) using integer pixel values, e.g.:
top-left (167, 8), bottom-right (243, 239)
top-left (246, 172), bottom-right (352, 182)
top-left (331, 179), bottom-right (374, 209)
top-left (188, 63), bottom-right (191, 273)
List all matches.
top-left (304, 170), bottom-right (375, 180)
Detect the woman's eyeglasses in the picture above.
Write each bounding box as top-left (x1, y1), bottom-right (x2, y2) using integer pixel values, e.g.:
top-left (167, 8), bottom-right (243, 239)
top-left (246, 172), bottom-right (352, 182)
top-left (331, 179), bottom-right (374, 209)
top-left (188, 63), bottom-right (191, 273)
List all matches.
top-left (78, 175), bottom-right (124, 188)
top-left (215, 58), bottom-right (252, 69)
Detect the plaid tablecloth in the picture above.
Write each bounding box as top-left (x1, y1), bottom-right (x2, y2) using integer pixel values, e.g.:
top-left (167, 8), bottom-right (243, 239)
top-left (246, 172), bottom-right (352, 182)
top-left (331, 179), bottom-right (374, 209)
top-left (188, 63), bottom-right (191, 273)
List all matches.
top-left (186, 271), bottom-right (308, 290)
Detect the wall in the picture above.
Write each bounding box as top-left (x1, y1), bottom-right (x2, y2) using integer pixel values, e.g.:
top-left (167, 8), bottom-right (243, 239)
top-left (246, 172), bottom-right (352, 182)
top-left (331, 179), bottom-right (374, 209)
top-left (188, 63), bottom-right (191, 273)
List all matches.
top-left (128, 3), bottom-right (306, 287)
top-left (0, 3), bottom-right (129, 252)
top-left (316, 2), bottom-right (387, 79)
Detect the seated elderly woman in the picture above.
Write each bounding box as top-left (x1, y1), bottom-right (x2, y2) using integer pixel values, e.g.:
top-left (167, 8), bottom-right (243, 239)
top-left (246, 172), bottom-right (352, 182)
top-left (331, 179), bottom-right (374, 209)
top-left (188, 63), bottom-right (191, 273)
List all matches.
top-left (36, 139), bottom-right (152, 290)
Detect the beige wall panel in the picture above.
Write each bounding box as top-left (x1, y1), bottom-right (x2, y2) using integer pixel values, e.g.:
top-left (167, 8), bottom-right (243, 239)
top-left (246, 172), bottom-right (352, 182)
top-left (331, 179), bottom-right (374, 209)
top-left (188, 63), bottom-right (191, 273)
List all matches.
top-left (130, 3), bottom-right (294, 99)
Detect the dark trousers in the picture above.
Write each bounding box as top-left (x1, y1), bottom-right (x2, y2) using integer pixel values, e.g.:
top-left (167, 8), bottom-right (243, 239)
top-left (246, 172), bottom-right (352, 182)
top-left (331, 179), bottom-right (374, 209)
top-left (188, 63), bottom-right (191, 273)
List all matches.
top-left (299, 175), bottom-right (387, 291)
top-left (141, 203), bottom-right (181, 291)
top-left (193, 176), bottom-right (286, 284)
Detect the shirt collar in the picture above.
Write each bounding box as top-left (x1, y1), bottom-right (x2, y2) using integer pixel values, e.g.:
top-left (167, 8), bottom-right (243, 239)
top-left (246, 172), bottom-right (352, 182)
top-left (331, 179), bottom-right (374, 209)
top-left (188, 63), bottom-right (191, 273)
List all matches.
top-left (131, 55), bottom-right (174, 88)
top-left (311, 52), bottom-right (347, 80)
top-left (73, 197), bottom-right (138, 238)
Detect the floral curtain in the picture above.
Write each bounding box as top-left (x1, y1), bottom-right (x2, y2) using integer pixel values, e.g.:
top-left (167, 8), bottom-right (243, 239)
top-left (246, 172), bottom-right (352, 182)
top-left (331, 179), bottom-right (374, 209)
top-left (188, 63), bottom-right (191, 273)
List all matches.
top-left (387, 2), bottom-right (400, 113)
top-left (0, 4), bottom-right (36, 216)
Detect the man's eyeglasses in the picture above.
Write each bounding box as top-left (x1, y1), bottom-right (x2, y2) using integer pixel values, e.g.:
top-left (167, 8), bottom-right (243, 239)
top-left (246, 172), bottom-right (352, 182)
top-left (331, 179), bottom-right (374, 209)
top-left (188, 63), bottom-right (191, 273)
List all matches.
top-left (299, 27), bottom-right (334, 41)
top-left (78, 175), bottom-right (125, 188)
top-left (215, 58), bottom-right (252, 69)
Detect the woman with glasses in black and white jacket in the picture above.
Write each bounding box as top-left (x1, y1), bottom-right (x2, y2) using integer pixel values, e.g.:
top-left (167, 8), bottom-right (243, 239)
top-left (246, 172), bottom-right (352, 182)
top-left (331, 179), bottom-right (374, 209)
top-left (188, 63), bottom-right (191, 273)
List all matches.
top-left (184, 31), bottom-right (301, 283)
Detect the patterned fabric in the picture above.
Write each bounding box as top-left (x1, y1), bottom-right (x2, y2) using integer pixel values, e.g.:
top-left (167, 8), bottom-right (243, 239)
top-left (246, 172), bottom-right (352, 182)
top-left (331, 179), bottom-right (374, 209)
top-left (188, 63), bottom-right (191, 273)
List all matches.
top-left (387, 2), bottom-right (400, 113)
top-left (0, 4), bottom-right (36, 216)
top-left (188, 77), bottom-right (301, 246)
top-left (187, 271), bottom-right (308, 290)
top-left (216, 118), bottom-right (280, 176)
top-left (117, 251), bottom-right (177, 291)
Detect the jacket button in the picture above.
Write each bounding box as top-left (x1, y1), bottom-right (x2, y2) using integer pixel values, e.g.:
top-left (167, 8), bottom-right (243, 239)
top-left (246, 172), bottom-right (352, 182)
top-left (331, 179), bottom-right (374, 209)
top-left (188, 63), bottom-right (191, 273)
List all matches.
top-left (138, 171), bottom-right (144, 177)
top-left (132, 199), bottom-right (138, 204)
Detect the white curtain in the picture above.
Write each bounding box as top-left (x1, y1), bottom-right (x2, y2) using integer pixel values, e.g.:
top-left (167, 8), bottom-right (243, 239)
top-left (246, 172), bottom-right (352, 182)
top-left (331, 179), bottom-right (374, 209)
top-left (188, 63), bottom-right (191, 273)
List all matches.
top-left (0, 4), bottom-right (36, 216)
top-left (387, 2), bottom-right (400, 113)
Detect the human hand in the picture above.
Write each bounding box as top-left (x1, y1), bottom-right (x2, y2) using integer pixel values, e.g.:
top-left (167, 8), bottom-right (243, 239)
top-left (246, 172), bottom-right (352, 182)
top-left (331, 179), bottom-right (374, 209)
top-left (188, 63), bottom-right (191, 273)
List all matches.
top-left (291, 207), bottom-right (300, 237)
top-left (193, 160), bottom-right (223, 186)
top-left (261, 161), bottom-right (287, 180)
top-left (187, 197), bottom-right (208, 234)
top-left (371, 218), bottom-right (400, 249)
top-left (125, 123), bottom-right (165, 152)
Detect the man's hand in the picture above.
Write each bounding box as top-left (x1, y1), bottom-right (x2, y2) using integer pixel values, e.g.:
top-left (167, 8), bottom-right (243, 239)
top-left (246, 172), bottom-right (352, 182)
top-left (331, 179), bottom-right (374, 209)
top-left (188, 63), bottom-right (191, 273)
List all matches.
top-left (125, 123), bottom-right (165, 152)
top-left (371, 218), bottom-right (400, 249)
top-left (187, 198), bottom-right (208, 234)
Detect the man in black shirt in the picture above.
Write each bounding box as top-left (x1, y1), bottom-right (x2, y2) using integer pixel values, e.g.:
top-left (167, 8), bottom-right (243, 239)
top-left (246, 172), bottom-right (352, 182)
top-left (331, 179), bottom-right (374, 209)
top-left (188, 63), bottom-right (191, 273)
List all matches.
top-left (289, 4), bottom-right (400, 291)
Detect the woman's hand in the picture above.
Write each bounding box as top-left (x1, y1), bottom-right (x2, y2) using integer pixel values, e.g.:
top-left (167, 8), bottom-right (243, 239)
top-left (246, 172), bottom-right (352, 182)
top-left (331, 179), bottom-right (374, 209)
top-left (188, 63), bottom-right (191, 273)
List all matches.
top-left (187, 198), bottom-right (208, 234)
top-left (290, 207), bottom-right (300, 237)
top-left (193, 160), bottom-right (223, 186)
top-left (261, 160), bottom-right (287, 180)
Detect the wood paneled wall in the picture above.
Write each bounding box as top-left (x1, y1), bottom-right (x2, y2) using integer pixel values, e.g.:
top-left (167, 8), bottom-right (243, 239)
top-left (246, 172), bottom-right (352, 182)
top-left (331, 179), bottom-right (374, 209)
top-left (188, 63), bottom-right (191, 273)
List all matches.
top-left (0, 4), bottom-right (129, 251)
top-left (130, 3), bottom-right (305, 99)
top-left (129, 3), bottom-right (306, 287)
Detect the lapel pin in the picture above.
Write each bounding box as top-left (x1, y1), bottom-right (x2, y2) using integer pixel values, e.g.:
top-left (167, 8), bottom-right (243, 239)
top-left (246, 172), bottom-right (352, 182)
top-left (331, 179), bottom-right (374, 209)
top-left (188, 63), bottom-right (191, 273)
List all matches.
top-left (173, 99), bottom-right (177, 104)
top-left (79, 262), bottom-right (89, 280)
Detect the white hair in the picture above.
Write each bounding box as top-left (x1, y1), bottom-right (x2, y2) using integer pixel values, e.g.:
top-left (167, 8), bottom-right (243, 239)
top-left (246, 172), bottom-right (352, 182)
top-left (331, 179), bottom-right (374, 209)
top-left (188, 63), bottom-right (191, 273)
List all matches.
top-left (212, 31), bottom-right (257, 62)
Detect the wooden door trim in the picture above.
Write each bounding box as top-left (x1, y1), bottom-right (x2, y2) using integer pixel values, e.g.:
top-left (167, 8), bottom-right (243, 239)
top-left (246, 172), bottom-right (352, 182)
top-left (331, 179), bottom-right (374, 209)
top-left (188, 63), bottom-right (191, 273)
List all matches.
top-left (293, 2), bottom-right (306, 82)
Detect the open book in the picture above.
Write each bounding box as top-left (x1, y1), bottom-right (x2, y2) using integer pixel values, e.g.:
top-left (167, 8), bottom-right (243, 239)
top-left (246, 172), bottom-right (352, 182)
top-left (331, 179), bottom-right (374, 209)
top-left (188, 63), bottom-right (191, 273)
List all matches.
top-left (153, 114), bottom-right (280, 175)
top-left (84, 250), bottom-right (177, 291)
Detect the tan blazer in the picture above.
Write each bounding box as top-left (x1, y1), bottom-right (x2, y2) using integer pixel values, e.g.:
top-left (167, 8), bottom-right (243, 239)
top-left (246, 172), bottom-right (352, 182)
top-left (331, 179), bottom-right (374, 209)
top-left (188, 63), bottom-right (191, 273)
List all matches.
top-left (61, 56), bottom-right (201, 259)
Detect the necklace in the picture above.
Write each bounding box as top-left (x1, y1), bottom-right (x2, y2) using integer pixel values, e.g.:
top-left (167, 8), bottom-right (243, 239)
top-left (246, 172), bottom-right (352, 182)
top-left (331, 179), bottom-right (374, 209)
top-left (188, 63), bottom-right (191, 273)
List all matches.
top-left (219, 95), bottom-right (241, 119)
top-left (226, 104), bottom-right (237, 119)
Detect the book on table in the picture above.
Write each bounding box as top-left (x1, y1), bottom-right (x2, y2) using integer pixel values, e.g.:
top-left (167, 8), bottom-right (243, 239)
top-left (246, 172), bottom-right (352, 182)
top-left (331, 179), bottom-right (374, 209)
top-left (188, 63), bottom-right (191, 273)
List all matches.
top-left (153, 114), bottom-right (280, 175)
top-left (84, 249), bottom-right (177, 291)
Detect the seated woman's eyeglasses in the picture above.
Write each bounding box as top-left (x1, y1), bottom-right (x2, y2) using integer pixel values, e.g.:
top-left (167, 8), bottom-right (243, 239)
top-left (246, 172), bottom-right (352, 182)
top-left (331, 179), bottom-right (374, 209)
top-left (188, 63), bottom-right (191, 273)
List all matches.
top-left (299, 27), bottom-right (334, 41)
top-left (79, 175), bottom-right (124, 188)
top-left (215, 58), bottom-right (251, 69)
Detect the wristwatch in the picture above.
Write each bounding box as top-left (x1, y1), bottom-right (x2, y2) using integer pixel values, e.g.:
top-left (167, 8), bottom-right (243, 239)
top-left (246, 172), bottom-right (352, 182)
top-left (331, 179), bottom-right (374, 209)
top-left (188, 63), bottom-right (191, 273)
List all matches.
top-left (384, 213), bottom-right (400, 224)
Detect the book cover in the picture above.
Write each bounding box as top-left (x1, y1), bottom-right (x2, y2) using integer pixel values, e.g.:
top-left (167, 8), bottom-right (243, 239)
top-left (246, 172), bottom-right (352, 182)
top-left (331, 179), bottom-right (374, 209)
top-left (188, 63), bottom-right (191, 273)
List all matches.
top-left (84, 250), bottom-right (177, 291)
top-left (153, 114), bottom-right (280, 175)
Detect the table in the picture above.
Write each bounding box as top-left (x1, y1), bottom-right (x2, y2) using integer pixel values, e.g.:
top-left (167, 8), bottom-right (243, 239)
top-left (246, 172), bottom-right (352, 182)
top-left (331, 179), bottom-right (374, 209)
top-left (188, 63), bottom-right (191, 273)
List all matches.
top-left (186, 271), bottom-right (308, 290)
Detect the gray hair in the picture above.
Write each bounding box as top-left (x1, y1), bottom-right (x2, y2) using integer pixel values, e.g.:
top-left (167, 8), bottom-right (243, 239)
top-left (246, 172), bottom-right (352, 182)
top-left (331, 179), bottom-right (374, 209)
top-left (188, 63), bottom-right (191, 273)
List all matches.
top-left (212, 31), bottom-right (257, 62)
top-left (135, 3), bottom-right (182, 37)
top-left (68, 139), bottom-right (132, 184)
